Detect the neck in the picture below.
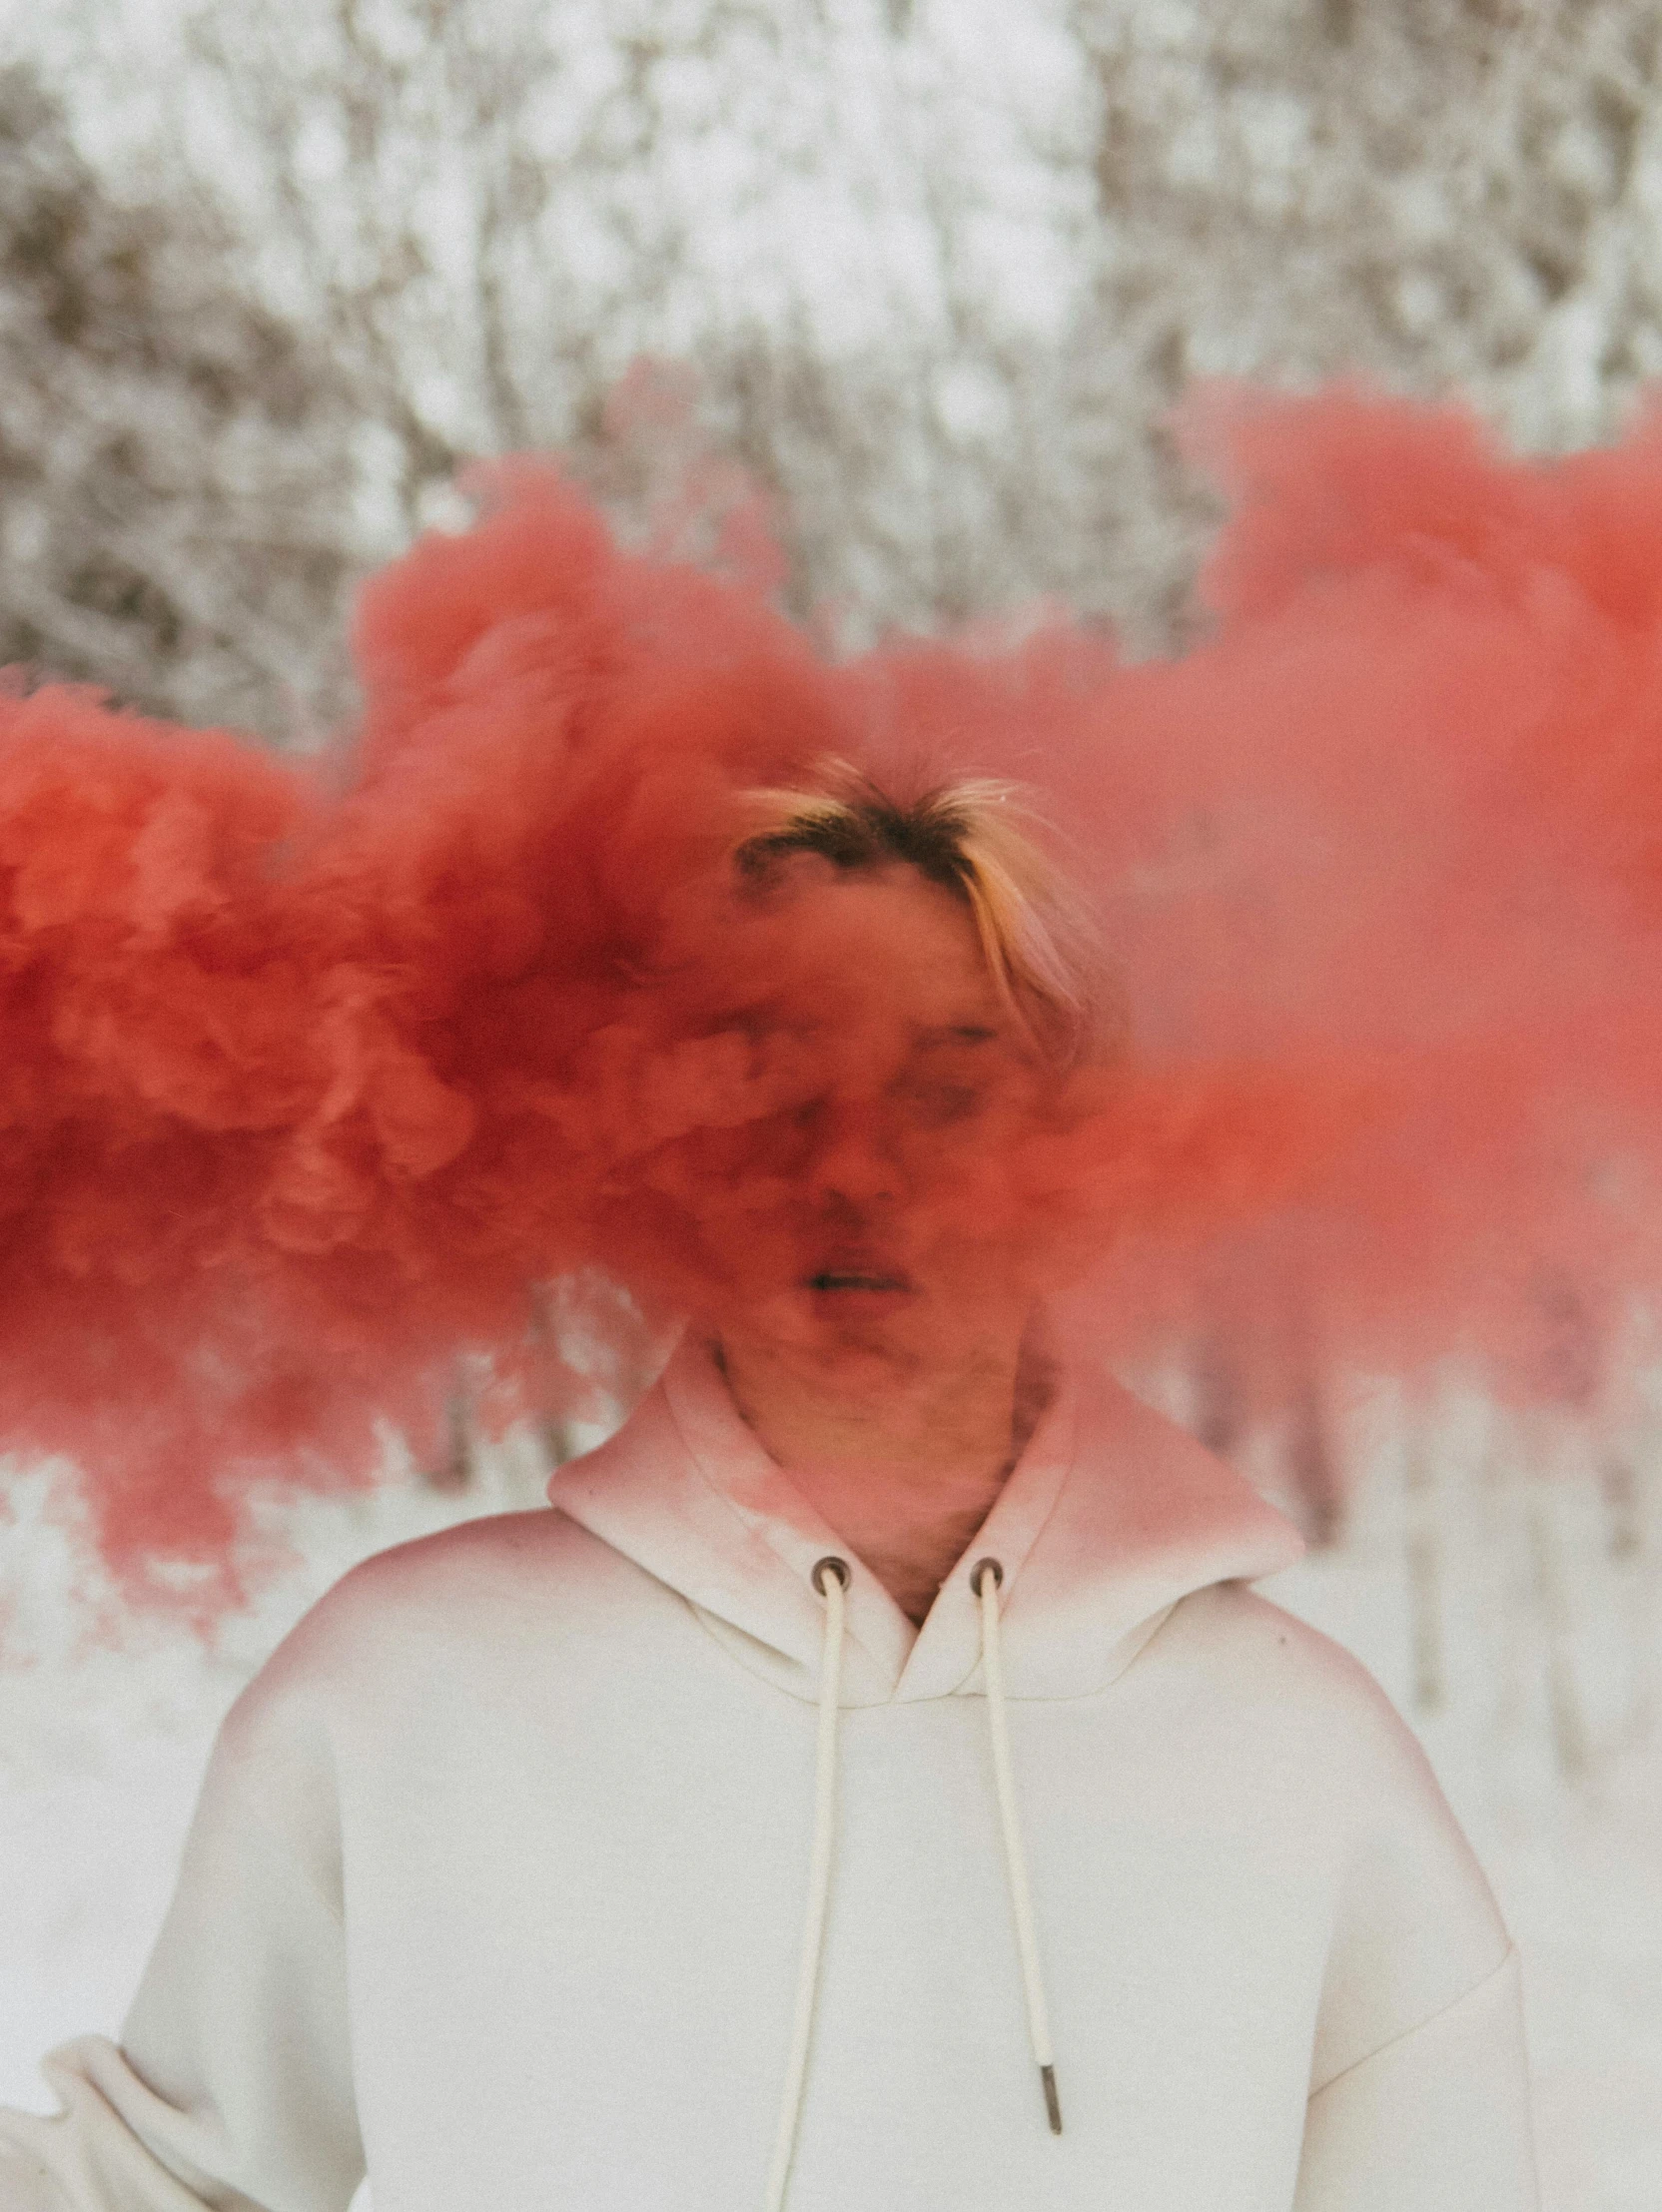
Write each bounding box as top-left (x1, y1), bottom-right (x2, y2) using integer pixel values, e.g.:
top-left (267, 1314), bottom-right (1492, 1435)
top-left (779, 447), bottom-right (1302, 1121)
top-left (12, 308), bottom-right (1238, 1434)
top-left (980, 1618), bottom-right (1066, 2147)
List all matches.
top-left (714, 1321), bottom-right (1046, 1626)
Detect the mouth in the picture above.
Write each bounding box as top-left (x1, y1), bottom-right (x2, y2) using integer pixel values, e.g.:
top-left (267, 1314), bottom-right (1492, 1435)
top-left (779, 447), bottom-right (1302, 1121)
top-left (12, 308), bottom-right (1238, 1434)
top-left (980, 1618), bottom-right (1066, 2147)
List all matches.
top-left (804, 1267), bottom-right (913, 1295)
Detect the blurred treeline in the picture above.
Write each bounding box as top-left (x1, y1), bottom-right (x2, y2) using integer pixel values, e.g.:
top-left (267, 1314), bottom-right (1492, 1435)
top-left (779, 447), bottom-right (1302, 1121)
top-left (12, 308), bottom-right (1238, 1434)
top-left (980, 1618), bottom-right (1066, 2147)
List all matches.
top-left (5, 0), bottom-right (1662, 743)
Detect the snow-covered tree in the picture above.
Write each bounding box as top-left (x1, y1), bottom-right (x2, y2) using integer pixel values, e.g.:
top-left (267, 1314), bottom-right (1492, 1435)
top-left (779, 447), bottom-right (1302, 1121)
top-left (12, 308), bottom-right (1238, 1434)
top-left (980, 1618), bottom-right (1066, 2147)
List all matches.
top-left (16, 0), bottom-right (1662, 705)
top-left (0, 63), bottom-right (360, 735)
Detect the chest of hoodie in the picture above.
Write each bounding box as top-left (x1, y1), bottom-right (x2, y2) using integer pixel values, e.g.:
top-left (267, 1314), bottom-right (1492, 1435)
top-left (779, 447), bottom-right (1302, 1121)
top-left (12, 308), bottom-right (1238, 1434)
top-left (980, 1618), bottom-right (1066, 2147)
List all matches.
top-left (325, 1577), bottom-right (1339, 2194)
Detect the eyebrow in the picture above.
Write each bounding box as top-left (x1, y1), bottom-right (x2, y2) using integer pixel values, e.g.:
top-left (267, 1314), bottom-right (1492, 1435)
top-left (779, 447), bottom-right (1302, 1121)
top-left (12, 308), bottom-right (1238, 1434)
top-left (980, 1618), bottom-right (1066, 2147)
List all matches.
top-left (915, 1024), bottom-right (1000, 1046)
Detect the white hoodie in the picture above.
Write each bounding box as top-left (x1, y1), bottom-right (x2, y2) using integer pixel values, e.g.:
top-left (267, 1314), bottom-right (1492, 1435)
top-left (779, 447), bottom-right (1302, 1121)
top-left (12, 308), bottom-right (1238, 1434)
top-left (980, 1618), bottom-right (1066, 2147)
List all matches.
top-left (0, 1339), bottom-right (1539, 2212)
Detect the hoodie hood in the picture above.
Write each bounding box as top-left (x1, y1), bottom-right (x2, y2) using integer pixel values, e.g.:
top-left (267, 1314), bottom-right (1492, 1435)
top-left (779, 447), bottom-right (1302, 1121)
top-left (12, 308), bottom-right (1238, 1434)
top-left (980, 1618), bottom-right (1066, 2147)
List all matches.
top-left (547, 1334), bottom-right (1306, 1707)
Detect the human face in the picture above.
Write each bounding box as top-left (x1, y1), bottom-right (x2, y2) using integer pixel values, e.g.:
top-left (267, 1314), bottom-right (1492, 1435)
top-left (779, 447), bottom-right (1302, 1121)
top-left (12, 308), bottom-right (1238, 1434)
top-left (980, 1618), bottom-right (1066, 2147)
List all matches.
top-left (717, 862), bottom-right (1042, 1374)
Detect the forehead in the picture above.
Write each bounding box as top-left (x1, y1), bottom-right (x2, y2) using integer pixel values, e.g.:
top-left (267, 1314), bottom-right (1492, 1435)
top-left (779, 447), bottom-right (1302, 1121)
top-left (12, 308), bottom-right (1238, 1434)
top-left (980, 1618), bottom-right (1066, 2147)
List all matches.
top-left (767, 859), bottom-right (1003, 1028)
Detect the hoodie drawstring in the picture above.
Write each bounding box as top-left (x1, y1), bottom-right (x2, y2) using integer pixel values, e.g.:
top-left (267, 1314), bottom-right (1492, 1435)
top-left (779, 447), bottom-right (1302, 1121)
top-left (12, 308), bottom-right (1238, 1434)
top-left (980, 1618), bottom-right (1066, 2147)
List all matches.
top-left (765, 1554), bottom-right (849, 2212)
top-left (766, 1555), bottom-right (1062, 2211)
top-left (971, 1557), bottom-right (1064, 2136)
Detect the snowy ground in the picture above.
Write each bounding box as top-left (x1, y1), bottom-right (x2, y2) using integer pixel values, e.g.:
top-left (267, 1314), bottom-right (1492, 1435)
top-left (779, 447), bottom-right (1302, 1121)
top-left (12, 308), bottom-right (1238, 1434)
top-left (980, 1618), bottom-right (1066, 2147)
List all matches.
top-left (2, 1404), bottom-right (1657, 2209)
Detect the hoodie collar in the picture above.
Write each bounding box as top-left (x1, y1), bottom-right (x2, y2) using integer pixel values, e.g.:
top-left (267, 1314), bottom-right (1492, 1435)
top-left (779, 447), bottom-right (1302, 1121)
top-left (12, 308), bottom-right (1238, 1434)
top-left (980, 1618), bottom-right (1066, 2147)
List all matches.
top-left (547, 1333), bottom-right (1305, 1707)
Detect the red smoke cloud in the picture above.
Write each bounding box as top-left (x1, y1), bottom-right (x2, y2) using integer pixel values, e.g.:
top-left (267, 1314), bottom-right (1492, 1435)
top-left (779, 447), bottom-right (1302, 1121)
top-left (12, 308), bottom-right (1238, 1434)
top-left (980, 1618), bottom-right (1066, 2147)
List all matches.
top-left (5, 380), bottom-right (1662, 1607)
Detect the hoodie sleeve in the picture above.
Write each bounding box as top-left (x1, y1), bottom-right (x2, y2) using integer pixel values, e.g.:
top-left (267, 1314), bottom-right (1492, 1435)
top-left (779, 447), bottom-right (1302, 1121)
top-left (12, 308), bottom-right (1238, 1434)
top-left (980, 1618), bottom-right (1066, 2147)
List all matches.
top-left (1282, 1613), bottom-right (1541, 2212)
top-left (1292, 1945), bottom-right (1538, 2211)
top-left (0, 1645), bottom-right (365, 2212)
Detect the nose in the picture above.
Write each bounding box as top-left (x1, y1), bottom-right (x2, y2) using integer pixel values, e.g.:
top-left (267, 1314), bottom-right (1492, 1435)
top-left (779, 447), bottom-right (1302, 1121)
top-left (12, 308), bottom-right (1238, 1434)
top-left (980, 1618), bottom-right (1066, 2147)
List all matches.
top-left (807, 1100), bottom-right (899, 1211)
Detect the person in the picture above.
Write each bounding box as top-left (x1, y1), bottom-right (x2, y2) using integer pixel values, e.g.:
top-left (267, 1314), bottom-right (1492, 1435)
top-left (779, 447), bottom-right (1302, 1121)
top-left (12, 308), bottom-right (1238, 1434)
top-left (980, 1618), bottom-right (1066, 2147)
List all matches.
top-left (0, 771), bottom-right (1539, 2211)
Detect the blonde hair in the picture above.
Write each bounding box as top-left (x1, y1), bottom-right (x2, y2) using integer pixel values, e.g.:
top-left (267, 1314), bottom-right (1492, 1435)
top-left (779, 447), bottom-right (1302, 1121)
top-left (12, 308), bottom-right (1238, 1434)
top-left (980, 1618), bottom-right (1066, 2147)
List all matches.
top-left (730, 760), bottom-right (1122, 1069)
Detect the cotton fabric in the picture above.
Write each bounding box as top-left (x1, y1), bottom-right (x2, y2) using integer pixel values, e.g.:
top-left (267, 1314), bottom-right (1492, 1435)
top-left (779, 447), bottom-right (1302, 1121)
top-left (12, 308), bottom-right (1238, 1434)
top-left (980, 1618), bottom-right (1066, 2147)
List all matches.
top-left (0, 1340), bottom-right (1539, 2210)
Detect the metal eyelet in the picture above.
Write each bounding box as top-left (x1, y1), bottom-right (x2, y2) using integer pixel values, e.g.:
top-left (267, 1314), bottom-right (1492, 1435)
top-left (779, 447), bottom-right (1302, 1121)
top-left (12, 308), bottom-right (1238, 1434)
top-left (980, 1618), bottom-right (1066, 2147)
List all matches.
top-left (811, 1555), bottom-right (851, 1595)
top-left (969, 1557), bottom-right (1004, 1596)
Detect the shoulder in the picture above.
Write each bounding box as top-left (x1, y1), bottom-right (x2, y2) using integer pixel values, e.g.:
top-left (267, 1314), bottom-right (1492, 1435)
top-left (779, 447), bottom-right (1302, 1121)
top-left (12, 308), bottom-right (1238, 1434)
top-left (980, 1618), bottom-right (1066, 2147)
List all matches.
top-left (1154, 1579), bottom-right (1437, 1774)
top-left (1155, 1583), bottom-right (1514, 2079)
top-left (219, 1507), bottom-right (630, 1755)
top-left (1149, 1580), bottom-right (1507, 1934)
top-left (310, 1504), bottom-right (610, 1633)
